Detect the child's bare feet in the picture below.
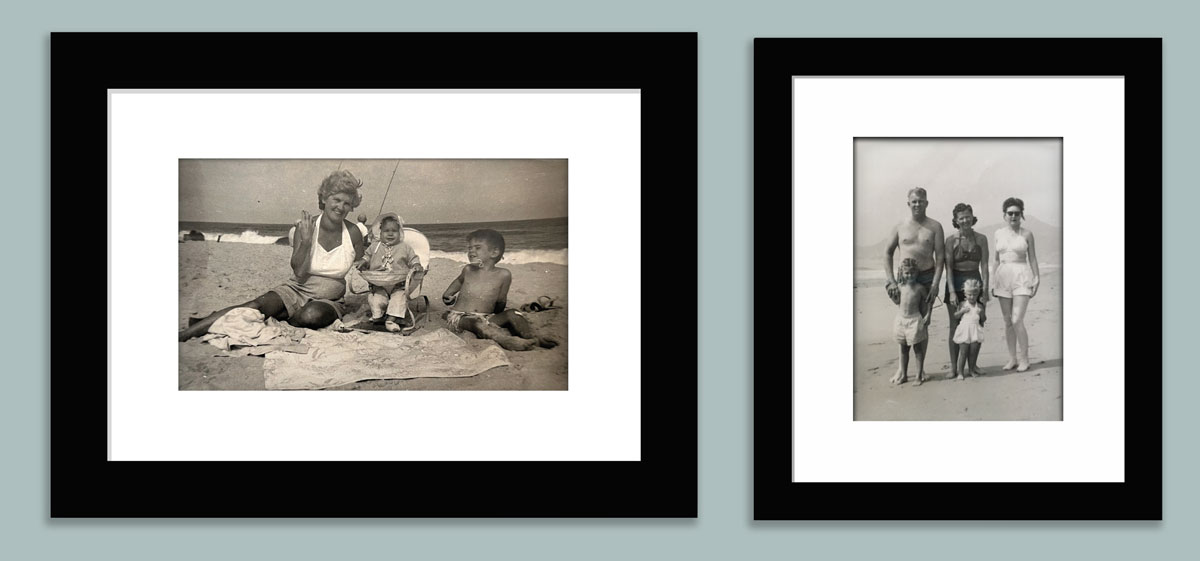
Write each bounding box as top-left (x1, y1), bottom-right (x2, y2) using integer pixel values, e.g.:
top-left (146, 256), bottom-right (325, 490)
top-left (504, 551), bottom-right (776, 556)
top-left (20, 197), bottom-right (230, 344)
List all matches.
top-left (889, 367), bottom-right (905, 385)
top-left (1002, 359), bottom-right (1017, 370)
top-left (536, 336), bottom-right (560, 349)
top-left (955, 374), bottom-right (964, 381)
top-left (970, 367), bottom-right (984, 377)
top-left (1016, 361), bottom-right (1030, 372)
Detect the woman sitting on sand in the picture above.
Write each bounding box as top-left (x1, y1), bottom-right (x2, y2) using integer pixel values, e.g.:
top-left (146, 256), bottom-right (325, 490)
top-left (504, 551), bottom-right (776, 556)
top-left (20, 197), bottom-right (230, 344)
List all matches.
top-left (992, 197), bottom-right (1041, 372)
top-left (944, 203), bottom-right (989, 378)
top-left (179, 170), bottom-right (367, 341)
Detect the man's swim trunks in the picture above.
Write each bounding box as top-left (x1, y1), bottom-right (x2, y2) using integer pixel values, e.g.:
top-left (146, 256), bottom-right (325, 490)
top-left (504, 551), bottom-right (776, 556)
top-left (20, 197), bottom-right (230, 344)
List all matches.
top-left (915, 267), bottom-right (936, 291)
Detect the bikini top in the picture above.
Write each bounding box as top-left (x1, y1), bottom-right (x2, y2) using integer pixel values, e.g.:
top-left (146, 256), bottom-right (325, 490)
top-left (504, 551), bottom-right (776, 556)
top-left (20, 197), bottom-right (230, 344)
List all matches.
top-left (950, 235), bottom-right (983, 263)
top-left (308, 214), bottom-right (357, 277)
top-left (995, 227), bottom-right (1028, 263)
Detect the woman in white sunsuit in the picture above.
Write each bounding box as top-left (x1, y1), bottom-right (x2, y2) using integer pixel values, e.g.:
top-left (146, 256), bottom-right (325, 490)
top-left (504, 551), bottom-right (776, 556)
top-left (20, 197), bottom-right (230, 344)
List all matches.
top-left (992, 196), bottom-right (1041, 372)
top-left (179, 170), bottom-right (366, 341)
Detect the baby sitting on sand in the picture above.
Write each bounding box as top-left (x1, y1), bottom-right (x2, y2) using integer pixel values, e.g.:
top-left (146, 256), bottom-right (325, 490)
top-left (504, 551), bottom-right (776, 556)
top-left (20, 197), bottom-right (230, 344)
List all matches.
top-left (356, 213), bottom-right (424, 332)
top-left (441, 228), bottom-right (559, 351)
top-left (890, 258), bottom-right (933, 386)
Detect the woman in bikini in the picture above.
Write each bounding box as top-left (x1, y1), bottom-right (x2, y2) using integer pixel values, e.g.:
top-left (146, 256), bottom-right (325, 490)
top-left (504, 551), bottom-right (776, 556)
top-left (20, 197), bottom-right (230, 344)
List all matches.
top-left (178, 170), bottom-right (367, 341)
top-left (992, 197), bottom-right (1041, 372)
top-left (944, 203), bottom-right (989, 378)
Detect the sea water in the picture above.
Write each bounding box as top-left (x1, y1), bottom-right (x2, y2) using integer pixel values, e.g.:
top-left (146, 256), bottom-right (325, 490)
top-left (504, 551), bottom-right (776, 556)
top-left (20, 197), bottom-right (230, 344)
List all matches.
top-left (179, 217), bottom-right (568, 265)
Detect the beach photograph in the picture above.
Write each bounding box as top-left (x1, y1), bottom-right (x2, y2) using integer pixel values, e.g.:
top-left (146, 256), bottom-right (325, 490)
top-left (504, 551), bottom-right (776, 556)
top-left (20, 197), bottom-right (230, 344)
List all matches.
top-left (178, 159), bottom-right (568, 390)
top-left (853, 139), bottom-right (1063, 421)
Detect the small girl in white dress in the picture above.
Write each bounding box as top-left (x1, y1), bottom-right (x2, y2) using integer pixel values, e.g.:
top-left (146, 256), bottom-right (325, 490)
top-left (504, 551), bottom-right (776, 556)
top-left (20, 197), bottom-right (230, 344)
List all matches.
top-left (951, 278), bottom-right (986, 380)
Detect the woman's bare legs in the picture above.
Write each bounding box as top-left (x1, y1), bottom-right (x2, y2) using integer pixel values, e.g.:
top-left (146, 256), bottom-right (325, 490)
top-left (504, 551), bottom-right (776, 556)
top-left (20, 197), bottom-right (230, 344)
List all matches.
top-left (1010, 295), bottom-right (1032, 371)
top-left (178, 291), bottom-right (287, 341)
top-left (289, 300), bottom-right (341, 329)
top-left (998, 296), bottom-right (1017, 369)
top-left (998, 295), bottom-right (1031, 370)
top-left (946, 299), bottom-right (961, 379)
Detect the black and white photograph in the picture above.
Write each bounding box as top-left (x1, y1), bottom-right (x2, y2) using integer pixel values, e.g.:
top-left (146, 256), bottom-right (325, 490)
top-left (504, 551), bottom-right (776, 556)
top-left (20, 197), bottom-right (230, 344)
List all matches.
top-left (853, 138), bottom-right (1063, 420)
top-left (756, 38), bottom-right (1159, 520)
top-left (177, 159), bottom-right (568, 391)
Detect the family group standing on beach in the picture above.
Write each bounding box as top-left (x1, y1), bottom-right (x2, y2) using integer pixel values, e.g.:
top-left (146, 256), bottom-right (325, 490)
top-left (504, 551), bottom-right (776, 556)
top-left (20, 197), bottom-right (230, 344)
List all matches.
top-left (885, 187), bottom-right (1041, 386)
top-left (178, 169), bottom-right (560, 352)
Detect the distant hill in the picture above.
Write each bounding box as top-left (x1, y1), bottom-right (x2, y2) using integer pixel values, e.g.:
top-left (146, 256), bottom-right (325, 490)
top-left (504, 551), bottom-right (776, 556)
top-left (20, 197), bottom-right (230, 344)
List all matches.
top-left (855, 214), bottom-right (1061, 269)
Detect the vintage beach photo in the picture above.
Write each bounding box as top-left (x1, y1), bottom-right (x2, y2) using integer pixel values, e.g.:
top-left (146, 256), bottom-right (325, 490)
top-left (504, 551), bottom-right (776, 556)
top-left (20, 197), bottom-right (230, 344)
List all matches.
top-left (178, 159), bottom-right (568, 390)
top-left (853, 139), bottom-right (1063, 420)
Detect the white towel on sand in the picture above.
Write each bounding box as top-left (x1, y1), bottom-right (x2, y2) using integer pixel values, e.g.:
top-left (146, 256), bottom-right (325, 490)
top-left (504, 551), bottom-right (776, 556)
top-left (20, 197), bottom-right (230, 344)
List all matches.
top-left (199, 307), bottom-right (307, 355)
top-left (262, 328), bottom-right (509, 390)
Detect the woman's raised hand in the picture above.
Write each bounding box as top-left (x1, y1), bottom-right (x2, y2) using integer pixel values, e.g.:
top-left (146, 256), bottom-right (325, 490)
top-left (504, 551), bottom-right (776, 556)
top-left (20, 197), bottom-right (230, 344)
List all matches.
top-left (294, 211), bottom-right (316, 245)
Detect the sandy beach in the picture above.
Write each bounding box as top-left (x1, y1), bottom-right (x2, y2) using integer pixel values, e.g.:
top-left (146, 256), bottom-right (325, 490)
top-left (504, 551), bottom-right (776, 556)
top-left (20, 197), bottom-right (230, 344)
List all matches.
top-left (178, 241), bottom-right (568, 390)
top-left (853, 269), bottom-right (1063, 421)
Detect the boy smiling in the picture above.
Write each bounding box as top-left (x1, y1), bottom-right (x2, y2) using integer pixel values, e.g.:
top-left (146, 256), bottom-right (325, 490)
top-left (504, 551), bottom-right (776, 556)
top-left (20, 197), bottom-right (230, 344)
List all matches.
top-left (442, 229), bottom-right (559, 351)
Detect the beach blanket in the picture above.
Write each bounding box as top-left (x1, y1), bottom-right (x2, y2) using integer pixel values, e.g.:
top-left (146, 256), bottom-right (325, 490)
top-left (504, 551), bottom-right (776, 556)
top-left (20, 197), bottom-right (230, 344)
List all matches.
top-left (262, 328), bottom-right (510, 390)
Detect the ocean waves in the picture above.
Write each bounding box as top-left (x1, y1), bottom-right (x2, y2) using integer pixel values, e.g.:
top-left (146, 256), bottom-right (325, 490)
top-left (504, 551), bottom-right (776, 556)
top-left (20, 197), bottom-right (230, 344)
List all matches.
top-left (179, 229), bottom-right (288, 245)
top-left (430, 249), bottom-right (568, 266)
top-left (180, 229), bottom-right (568, 265)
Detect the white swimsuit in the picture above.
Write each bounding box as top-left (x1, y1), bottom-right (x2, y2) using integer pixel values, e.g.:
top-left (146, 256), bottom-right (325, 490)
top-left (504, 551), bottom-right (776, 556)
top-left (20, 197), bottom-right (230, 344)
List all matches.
top-left (308, 214), bottom-right (357, 278)
top-left (993, 227), bottom-right (1034, 298)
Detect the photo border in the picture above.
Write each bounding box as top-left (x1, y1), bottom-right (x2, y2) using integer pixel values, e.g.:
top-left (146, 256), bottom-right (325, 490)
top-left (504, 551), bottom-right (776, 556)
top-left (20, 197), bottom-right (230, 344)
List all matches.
top-left (53, 32), bottom-right (697, 518)
top-left (753, 38), bottom-right (1161, 520)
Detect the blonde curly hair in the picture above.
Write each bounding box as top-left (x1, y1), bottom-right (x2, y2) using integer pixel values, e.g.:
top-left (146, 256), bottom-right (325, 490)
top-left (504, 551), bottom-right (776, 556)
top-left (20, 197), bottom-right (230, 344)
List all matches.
top-left (316, 169), bottom-right (364, 210)
top-left (962, 278), bottom-right (983, 294)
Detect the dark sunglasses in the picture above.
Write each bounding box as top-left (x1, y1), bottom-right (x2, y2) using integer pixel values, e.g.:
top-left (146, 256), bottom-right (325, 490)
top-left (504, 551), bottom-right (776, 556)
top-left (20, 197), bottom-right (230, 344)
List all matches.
top-left (1005, 211), bottom-right (1022, 216)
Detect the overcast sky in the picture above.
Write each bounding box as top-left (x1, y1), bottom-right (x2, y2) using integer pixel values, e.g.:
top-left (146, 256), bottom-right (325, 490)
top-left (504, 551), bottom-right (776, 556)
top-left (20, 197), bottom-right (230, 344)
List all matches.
top-left (855, 138), bottom-right (1062, 246)
top-left (179, 159), bottom-right (567, 224)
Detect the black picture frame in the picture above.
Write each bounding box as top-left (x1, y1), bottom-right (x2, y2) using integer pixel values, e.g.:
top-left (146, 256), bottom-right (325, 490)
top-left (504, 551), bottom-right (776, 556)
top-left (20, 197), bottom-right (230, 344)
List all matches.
top-left (753, 38), bottom-right (1161, 520)
top-left (53, 32), bottom-right (697, 518)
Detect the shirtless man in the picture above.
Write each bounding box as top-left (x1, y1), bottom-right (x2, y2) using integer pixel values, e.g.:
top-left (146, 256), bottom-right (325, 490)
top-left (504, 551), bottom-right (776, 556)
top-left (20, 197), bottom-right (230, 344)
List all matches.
top-left (884, 188), bottom-right (945, 378)
top-left (441, 229), bottom-right (558, 351)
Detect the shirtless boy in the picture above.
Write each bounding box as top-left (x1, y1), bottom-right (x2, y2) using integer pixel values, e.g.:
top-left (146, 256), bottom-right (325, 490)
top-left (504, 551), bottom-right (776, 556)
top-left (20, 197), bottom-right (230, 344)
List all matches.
top-left (441, 229), bottom-right (559, 351)
top-left (884, 187), bottom-right (945, 380)
top-left (890, 258), bottom-right (933, 386)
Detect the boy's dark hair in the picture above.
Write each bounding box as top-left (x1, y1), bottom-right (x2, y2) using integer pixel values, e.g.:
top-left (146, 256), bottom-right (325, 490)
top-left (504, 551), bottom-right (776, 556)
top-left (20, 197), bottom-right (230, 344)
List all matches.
top-left (467, 229), bottom-right (506, 261)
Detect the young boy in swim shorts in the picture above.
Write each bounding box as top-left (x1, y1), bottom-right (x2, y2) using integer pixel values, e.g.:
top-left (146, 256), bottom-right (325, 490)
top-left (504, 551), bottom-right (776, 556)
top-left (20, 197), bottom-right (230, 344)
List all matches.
top-left (890, 258), bottom-right (933, 386)
top-left (441, 229), bottom-right (559, 351)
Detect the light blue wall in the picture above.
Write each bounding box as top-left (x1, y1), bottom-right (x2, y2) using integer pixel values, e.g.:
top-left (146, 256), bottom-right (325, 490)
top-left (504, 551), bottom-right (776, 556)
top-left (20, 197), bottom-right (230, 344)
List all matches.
top-left (9, 2), bottom-right (1189, 558)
